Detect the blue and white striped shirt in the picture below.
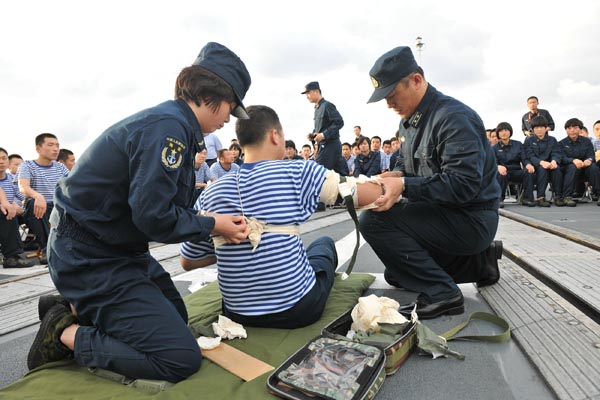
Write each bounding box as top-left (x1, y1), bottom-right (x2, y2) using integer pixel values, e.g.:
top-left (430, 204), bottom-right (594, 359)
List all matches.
top-left (0, 173), bottom-right (21, 203)
top-left (181, 159), bottom-right (328, 315)
top-left (195, 162), bottom-right (210, 184)
top-left (17, 160), bottom-right (69, 202)
top-left (209, 162), bottom-right (240, 180)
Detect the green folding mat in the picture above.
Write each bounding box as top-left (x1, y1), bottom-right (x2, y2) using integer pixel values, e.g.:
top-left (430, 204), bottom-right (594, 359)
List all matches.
top-left (0, 273), bottom-right (375, 400)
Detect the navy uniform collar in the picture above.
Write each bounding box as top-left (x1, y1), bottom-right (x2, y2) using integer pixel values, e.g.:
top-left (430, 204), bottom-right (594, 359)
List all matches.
top-left (315, 97), bottom-right (326, 110)
top-left (176, 99), bottom-right (204, 152)
top-left (401, 84), bottom-right (436, 130)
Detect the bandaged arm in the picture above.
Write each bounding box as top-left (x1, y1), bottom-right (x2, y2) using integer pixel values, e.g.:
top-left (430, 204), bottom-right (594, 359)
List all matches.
top-left (319, 171), bottom-right (384, 209)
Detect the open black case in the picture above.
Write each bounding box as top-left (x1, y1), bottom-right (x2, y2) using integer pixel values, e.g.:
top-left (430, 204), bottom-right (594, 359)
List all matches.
top-left (267, 308), bottom-right (417, 400)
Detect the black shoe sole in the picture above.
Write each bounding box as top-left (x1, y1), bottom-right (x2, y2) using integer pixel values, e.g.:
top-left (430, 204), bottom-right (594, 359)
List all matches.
top-left (38, 295), bottom-right (70, 321)
top-left (27, 304), bottom-right (71, 370)
top-left (417, 304), bottom-right (465, 320)
top-left (3, 263), bottom-right (36, 268)
top-left (399, 295), bottom-right (465, 320)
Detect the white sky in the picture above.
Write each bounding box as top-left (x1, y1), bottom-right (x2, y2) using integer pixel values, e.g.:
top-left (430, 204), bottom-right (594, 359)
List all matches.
top-left (2, 0), bottom-right (600, 160)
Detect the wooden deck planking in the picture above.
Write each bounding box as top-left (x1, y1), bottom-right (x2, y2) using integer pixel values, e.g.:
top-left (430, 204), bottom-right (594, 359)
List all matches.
top-left (496, 217), bottom-right (600, 314)
top-left (480, 259), bottom-right (600, 400)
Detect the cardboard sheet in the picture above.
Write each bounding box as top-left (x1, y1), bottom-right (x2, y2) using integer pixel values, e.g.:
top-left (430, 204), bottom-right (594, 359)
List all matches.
top-left (203, 343), bottom-right (274, 381)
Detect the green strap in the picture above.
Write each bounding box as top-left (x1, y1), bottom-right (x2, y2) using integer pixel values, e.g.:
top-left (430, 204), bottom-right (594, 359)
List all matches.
top-left (440, 312), bottom-right (511, 343)
top-left (88, 368), bottom-right (173, 393)
top-left (339, 176), bottom-right (360, 278)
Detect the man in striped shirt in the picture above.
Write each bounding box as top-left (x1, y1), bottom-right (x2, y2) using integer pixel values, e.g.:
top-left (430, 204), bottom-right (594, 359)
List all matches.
top-left (18, 133), bottom-right (69, 259)
top-left (209, 148), bottom-right (240, 181)
top-left (180, 105), bottom-right (383, 329)
top-left (0, 147), bottom-right (35, 268)
top-left (193, 148), bottom-right (210, 201)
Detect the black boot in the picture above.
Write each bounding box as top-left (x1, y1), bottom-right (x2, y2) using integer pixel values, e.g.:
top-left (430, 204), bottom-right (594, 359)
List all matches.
top-left (27, 304), bottom-right (76, 370)
top-left (477, 240), bottom-right (502, 288)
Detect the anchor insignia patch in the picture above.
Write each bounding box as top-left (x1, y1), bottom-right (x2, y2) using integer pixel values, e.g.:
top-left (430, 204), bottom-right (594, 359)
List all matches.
top-left (161, 136), bottom-right (186, 170)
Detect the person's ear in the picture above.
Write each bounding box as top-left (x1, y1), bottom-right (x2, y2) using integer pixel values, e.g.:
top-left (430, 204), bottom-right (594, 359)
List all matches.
top-left (271, 129), bottom-right (281, 145)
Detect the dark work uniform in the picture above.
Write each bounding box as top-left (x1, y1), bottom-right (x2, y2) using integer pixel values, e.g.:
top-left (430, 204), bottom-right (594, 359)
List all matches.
top-left (558, 135), bottom-right (600, 197)
top-left (524, 133), bottom-right (564, 199)
top-left (353, 151), bottom-right (382, 177)
top-left (48, 99), bottom-right (214, 382)
top-left (522, 109), bottom-right (555, 135)
top-left (335, 156), bottom-right (350, 177)
top-left (312, 98), bottom-right (344, 172)
top-left (359, 85), bottom-right (501, 303)
top-left (493, 139), bottom-right (534, 201)
top-left (0, 175), bottom-right (24, 259)
top-left (389, 148), bottom-right (400, 172)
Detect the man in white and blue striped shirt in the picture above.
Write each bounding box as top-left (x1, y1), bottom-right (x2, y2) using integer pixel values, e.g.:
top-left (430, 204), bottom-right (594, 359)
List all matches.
top-left (17, 133), bottom-right (69, 256)
top-left (180, 105), bottom-right (382, 329)
top-left (0, 147), bottom-right (35, 268)
top-left (209, 148), bottom-right (240, 181)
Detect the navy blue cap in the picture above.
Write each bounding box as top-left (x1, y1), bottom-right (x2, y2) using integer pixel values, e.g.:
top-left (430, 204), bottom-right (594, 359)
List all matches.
top-left (301, 81), bottom-right (320, 94)
top-left (193, 42), bottom-right (251, 119)
top-left (367, 46), bottom-right (418, 104)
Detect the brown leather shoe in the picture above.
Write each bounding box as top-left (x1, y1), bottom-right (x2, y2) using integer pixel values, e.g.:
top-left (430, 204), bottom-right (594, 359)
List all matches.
top-left (477, 240), bottom-right (502, 288)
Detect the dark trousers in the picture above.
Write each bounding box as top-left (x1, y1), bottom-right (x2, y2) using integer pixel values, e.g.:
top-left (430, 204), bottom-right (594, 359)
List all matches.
top-left (223, 236), bottom-right (337, 329)
top-left (533, 165), bottom-right (563, 199)
top-left (316, 141), bottom-right (342, 171)
top-left (497, 169), bottom-right (534, 201)
top-left (47, 223), bottom-right (201, 383)
top-left (561, 163), bottom-right (600, 197)
top-left (23, 198), bottom-right (53, 250)
top-left (0, 214), bottom-right (23, 258)
top-left (359, 202), bottom-right (498, 303)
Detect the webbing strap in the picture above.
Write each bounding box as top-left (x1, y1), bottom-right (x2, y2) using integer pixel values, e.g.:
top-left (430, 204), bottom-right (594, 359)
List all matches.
top-left (339, 176), bottom-right (360, 279)
top-left (88, 368), bottom-right (174, 393)
top-left (440, 312), bottom-right (511, 343)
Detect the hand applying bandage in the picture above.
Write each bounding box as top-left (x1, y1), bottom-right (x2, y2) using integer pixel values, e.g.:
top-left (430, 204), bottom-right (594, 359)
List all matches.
top-left (319, 171), bottom-right (386, 280)
top-left (372, 176), bottom-right (404, 212)
top-left (319, 171), bottom-right (385, 209)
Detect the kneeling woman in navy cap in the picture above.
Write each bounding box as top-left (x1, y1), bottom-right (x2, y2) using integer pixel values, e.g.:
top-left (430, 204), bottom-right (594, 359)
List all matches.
top-left (27, 42), bottom-right (251, 383)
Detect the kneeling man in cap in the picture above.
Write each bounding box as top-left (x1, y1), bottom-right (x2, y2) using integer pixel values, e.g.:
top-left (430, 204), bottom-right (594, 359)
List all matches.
top-left (360, 46), bottom-right (503, 319)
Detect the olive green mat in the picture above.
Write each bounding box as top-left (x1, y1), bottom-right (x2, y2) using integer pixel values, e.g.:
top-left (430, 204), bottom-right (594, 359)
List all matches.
top-left (0, 273), bottom-right (375, 400)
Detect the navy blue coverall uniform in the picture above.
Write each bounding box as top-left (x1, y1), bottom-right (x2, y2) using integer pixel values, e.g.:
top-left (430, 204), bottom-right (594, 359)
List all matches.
top-left (359, 85), bottom-right (501, 303)
top-left (493, 139), bottom-right (534, 202)
top-left (312, 98), bottom-right (344, 172)
top-left (353, 151), bottom-right (382, 177)
top-left (558, 135), bottom-right (600, 197)
top-left (48, 99), bottom-right (214, 382)
top-left (522, 109), bottom-right (555, 134)
top-left (524, 133), bottom-right (564, 199)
